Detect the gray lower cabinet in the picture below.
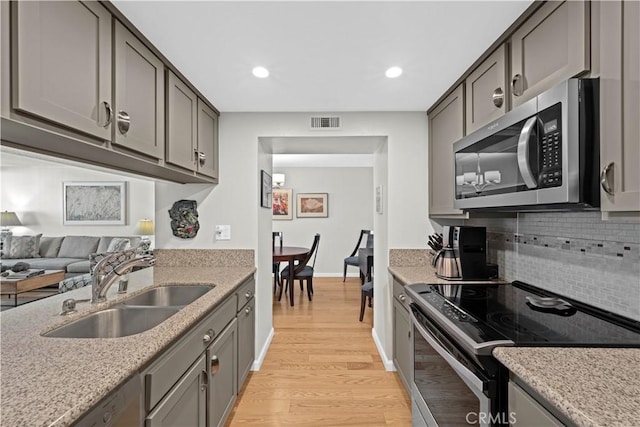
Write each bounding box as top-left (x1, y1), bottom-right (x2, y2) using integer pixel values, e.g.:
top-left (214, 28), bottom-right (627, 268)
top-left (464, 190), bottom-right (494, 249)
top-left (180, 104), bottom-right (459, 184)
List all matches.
top-left (113, 21), bottom-right (165, 160)
top-left (208, 318), bottom-right (238, 427)
top-left (10, 0), bottom-right (112, 140)
top-left (510, 1), bottom-right (590, 107)
top-left (508, 380), bottom-right (563, 426)
top-left (428, 84), bottom-right (468, 218)
top-left (392, 279), bottom-right (411, 393)
top-left (599, 0), bottom-right (640, 216)
top-left (237, 299), bottom-right (255, 388)
top-left (146, 355), bottom-right (207, 427)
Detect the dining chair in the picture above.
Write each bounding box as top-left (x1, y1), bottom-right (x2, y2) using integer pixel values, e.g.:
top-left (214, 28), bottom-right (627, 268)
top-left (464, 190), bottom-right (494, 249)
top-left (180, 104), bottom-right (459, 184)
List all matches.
top-left (272, 232), bottom-right (283, 294)
top-left (359, 253), bottom-right (373, 321)
top-left (343, 229), bottom-right (372, 282)
top-left (279, 233), bottom-right (320, 301)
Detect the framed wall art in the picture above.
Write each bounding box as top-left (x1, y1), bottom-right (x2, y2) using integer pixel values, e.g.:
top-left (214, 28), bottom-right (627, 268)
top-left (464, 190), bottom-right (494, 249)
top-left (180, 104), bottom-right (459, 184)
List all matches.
top-left (272, 188), bottom-right (293, 220)
top-left (260, 170), bottom-right (272, 208)
top-left (296, 193), bottom-right (328, 218)
top-left (63, 182), bottom-right (127, 225)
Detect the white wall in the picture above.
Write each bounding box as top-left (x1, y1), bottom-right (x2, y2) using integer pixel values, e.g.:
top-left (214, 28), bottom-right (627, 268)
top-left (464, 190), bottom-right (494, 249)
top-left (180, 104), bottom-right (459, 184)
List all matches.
top-left (155, 111), bottom-right (430, 369)
top-left (272, 166), bottom-right (373, 276)
top-left (1, 152), bottom-right (155, 237)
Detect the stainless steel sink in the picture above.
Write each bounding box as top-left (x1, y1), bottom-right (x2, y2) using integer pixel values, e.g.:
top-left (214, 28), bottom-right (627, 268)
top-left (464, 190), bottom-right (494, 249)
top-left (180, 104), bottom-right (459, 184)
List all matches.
top-left (43, 306), bottom-right (180, 339)
top-left (122, 285), bottom-right (214, 307)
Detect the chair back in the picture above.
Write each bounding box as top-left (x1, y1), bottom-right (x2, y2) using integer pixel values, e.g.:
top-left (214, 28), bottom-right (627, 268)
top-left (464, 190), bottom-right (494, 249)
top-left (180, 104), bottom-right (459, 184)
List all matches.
top-left (349, 229), bottom-right (371, 257)
top-left (272, 231), bottom-right (283, 250)
top-left (365, 232), bottom-right (374, 249)
top-left (294, 234), bottom-right (320, 275)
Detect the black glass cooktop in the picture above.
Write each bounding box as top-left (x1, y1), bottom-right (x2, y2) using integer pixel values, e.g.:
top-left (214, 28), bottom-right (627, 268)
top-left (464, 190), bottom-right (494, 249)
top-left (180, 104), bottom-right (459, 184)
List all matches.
top-left (409, 281), bottom-right (640, 347)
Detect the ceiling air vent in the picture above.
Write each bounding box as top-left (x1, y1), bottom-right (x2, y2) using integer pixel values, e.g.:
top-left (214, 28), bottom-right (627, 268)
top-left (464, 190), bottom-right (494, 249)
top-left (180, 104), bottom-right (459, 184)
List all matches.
top-left (310, 116), bottom-right (341, 130)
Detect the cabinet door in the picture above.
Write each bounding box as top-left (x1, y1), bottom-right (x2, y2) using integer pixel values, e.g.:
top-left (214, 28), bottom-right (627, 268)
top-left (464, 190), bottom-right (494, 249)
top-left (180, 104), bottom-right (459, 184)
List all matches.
top-left (146, 355), bottom-right (207, 427)
top-left (237, 299), bottom-right (255, 388)
top-left (510, 1), bottom-right (590, 107)
top-left (508, 381), bottom-right (563, 426)
top-left (208, 319), bottom-right (238, 427)
top-left (428, 84), bottom-right (467, 217)
top-left (113, 21), bottom-right (164, 160)
top-left (465, 45), bottom-right (507, 133)
top-left (12, 0), bottom-right (111, 140)
top-left (600, 0), bottom-right (640, 214)
top-left (197, 99), bottom-right (219, 180)
top-left (393, 298), bottom-right (411, 393)
top-left (166, 71), bottom-right (197, 171)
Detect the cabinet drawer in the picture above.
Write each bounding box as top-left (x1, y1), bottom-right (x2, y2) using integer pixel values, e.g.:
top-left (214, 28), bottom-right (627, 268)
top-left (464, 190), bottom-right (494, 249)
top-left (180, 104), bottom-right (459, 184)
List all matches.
top-left (235, 279), bottom-right (255, 312)
top-left (392, 279), bottom-right (409, 306)
top-left (144, 295), bottom-right (236, 412)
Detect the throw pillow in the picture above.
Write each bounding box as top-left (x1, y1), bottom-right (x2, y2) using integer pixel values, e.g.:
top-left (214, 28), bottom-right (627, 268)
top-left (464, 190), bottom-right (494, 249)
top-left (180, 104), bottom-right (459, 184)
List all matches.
top-left (2, 234), bottom-right (43, 259)
top-left (106, 238), bottom-right (131, 253)
top-left (39, 236), bottom-right (65, 258)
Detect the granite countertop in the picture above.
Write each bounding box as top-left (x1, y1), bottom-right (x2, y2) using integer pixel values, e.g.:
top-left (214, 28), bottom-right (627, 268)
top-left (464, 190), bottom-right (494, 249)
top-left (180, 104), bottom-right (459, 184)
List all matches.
top-left (0, 264), bottom-right (255, 427)
top-left (493, 347), bottom-right (640, 427)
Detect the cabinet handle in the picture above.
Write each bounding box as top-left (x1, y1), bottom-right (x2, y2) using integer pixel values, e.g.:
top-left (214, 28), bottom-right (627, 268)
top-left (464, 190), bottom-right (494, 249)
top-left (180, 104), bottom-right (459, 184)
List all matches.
top-left (511, 74), bottom-right (524, 97)
top-left (210, 355), bottom-right (220, 375)
top-left (198, 152), bottom-right (206, 167)
top-left (117, 110), bottom-right (130, 134)
top-left (399, 295), bottom-right (406, 302)
top-left (492, 87), bottom-right (504, 108)
top-left (245, 306), bottom-right (252, 315)
top-left (102, 101), bottom-right (112, 128)
top-left (245, 290), bottom-right (253, 299)
top-left (600, 162), bottom-right (614, 196)
top-left (203, 328), bottom-right (215, 343)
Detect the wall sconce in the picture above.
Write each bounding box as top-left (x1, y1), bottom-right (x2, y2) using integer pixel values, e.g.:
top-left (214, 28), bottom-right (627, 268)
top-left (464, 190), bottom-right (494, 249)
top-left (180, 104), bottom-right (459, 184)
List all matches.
top-left (272, 173), bottom-right (286, 188)
top-left (137, 219), bottom-right (155, 254)
top-left (1, 211), bottom-right (23, 247)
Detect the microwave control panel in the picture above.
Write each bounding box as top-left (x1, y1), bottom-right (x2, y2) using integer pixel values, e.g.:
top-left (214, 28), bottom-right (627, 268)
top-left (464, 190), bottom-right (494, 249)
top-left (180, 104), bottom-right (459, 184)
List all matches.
top-left (539, 111), bottom-right (562, 188)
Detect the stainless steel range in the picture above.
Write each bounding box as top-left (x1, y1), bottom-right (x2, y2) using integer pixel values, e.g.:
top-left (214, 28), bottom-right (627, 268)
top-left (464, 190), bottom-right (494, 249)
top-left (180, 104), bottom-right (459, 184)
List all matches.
top-left (405, 281), bottom-right (640, 426)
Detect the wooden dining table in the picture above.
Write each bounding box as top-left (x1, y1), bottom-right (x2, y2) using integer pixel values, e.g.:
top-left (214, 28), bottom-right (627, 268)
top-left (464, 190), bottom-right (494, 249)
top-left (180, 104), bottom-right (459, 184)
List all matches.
top-left (273, 246), bottom-right (310, 306)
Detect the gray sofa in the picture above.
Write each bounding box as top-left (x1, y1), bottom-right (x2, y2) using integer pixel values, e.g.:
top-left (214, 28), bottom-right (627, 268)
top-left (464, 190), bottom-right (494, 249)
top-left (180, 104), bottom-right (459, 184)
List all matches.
top-left (1, 235), bottom-right (141, 278)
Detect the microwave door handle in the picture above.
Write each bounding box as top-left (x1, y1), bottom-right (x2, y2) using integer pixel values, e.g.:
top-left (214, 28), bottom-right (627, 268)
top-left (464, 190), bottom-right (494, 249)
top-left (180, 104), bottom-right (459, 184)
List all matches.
top-left (517, 116), bottom-right (538, 189)
top-left (410, 312), bottom-right (486, 398)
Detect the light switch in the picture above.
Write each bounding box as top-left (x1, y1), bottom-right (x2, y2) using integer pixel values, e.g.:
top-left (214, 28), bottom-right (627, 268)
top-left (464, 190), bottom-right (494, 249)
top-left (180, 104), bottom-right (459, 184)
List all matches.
top-left (215, 225), bottom-right (231, 240)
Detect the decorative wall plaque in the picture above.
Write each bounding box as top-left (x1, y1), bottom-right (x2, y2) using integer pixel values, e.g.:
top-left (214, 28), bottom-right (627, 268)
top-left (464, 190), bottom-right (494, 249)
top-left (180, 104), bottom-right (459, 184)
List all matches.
top-left (169, 200), bottom-right (200, 239)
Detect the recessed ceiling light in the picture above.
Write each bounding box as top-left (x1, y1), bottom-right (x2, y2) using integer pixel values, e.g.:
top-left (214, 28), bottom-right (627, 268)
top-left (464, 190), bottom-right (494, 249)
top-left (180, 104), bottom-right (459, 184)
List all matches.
top-left (385, 66), bottom-right (403, 78)
top-left (252, 66), bottom-right (269, 78)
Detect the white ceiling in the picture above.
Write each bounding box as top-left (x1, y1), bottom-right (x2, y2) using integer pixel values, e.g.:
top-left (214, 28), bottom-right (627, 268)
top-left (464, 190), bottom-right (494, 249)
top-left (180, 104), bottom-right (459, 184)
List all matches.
top-left (111, 1), bottom-right (533, 113)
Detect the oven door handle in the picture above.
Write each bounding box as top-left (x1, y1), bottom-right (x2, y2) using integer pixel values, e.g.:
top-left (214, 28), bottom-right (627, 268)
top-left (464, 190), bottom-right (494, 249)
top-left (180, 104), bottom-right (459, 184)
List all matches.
top-left (517, 116), bottom-right (539, 189)
top-left (411, 312), bottom-right (487, 399)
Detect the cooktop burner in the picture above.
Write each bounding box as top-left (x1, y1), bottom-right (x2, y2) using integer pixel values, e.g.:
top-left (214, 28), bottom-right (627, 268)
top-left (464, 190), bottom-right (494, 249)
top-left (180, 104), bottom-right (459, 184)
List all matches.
top-left (407, 281), bottom-right (640, 350)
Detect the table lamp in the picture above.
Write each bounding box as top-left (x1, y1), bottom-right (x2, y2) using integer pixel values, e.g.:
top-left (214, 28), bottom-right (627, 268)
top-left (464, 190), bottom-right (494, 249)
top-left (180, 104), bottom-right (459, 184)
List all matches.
top-left (1, 211), bottom-right (22, 248)
top-left (137, 219), bottom-right (154, 254)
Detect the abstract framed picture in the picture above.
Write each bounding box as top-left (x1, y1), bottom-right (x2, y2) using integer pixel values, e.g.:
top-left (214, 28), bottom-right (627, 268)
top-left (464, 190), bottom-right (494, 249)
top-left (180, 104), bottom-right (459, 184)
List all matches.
top-left (296, 193), bottom-right (328, 218)
top-left (273, 188), bottom-right (293, 220)
top-left (63, 182), bottom-right (127, 225)
top-left (260, 170), bottom-right (272, 208)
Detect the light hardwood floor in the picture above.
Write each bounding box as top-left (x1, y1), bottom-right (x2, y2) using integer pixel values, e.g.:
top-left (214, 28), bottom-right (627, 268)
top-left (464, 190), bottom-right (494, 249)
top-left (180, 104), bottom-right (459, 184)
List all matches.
top-left (225, 276), bottom-right (412, 426)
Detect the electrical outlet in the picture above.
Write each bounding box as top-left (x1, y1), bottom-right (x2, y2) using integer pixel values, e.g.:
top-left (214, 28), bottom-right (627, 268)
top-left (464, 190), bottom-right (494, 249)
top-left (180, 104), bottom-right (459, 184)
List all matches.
top-left (215, 225), bottom-right (231, 240)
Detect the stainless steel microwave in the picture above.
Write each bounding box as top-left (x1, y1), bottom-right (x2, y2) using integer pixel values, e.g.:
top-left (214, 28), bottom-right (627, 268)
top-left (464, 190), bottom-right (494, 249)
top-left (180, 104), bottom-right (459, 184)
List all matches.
top-left (453, 78), bottom-right (599, 211)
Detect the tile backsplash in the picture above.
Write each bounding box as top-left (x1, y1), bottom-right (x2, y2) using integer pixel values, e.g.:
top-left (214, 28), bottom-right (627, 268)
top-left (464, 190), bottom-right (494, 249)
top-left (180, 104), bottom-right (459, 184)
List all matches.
top-left (465, 212), bottom-right (640, 321)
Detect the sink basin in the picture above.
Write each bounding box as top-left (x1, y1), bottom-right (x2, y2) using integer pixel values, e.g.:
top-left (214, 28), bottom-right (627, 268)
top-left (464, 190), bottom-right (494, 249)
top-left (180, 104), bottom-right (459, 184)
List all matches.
top-left (43, 306), bottom-right (180, 339)
top-left (122, 285), bottom-right (214, 307)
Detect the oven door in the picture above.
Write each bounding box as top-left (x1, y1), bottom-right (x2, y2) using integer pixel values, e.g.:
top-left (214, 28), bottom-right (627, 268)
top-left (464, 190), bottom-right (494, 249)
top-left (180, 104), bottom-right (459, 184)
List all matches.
top-left (411, 305), bottom-right (496, 427)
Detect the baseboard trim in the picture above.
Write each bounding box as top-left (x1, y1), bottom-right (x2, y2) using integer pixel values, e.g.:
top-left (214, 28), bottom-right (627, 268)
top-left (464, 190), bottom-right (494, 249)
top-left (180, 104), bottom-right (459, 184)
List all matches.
top-left (251, 327), bottom-right (274, 371)
top-left (372, 327), bottom-right (396, 372)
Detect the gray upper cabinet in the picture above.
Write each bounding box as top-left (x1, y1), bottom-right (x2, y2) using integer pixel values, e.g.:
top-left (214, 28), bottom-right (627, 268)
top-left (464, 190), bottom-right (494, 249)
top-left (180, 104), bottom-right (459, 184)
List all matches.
top-left (428, 84), bottom-right (467, 218)
top-left (197, 99), bottom-right (219, 180)
top-left (465, 45), bottom-right (508, 134)
top-left (599, 0), bottom-right (640, 215)
top-left (11, 0), bottom-right (112, 140)
top-left (510, 1), bottom-right (590, 107)
top-left (166, 71), bottom-right (198, 171)
top-left (113, 21), bottom-right (164, 160)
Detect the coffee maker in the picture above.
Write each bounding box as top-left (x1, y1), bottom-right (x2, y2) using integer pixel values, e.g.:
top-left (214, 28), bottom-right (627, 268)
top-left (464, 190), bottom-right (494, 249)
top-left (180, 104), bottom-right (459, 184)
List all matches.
top-left (435, 226), bottom-right (497, 280)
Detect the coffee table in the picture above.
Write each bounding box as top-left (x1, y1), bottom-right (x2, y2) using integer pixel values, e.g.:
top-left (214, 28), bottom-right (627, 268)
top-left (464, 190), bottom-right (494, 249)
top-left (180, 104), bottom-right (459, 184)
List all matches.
top-left (1, 270), bottom-right (65, 307)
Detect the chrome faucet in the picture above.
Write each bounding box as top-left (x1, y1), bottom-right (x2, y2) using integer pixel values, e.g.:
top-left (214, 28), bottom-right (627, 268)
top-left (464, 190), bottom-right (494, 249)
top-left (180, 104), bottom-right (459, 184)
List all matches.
top-left (91, 254), bottom-right (156, 303)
